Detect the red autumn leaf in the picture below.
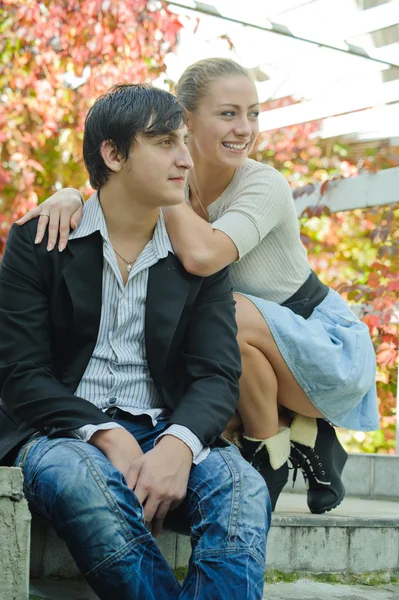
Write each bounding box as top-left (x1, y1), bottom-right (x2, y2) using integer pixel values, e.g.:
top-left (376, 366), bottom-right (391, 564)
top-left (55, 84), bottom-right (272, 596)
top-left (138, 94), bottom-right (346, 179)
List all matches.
top-left (376, 344), bottom-right (398, 368)
top-left (387, 280), bottom-right (399, 292)
top-left (320, 180), bottom-right (329, 196)
top-left (367, 272), bottom-right (381, 289)
top-left (362, 314), bottom-right (380, 329)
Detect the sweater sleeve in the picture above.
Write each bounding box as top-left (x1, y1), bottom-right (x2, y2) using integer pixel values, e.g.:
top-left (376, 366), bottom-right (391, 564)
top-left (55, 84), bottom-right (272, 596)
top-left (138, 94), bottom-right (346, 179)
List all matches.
top-left (211, 166), bottom-right (293, 259)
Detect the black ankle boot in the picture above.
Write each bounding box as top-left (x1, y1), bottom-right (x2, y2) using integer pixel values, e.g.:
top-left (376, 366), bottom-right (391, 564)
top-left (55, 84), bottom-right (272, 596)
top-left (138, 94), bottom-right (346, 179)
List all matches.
top-left (240, 433), bottom-right (289, 511)
top-left (290, 419), bottom-right (348, 514)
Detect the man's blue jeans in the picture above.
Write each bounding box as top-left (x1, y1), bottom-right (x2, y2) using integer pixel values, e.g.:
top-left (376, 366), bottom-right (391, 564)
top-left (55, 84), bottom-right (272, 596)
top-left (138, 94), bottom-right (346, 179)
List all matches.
top-left (16, 414), bottom-right (270, 600)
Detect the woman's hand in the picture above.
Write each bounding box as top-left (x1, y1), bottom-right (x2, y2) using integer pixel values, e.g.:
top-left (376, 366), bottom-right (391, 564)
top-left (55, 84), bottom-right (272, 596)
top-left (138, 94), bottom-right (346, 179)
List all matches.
top-left (17, 188), bottom-right (84, 252)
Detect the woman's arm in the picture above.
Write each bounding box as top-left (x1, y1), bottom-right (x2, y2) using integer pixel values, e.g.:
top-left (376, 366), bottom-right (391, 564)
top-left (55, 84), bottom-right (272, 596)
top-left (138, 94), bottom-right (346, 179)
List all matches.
top-left (164, 167), bottom-right (292, 277)
top-left (162, 202), bottom-right (238, 277)
top-left (17, 188), bottom-right (84, 251)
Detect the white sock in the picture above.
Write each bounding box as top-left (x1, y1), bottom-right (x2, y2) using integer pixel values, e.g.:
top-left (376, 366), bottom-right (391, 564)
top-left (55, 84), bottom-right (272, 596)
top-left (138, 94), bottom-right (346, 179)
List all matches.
top-left (290, 415), bottom-right (318, 448)
top-left (244, 427), bottom-right (290, 470)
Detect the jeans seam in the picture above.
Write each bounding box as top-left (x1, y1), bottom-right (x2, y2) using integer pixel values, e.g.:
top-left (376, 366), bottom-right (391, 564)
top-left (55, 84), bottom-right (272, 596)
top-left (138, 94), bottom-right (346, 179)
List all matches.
top-left (85, 533), bottom-right (152, 578)
top-left (193, 559), bottom-right (203, 600)
top-left (187, 487), bottom-right (208, 542)
top-left (218, 448), bottom-right (241, 549)
top-left (17, 438), bottom-right (42, 495)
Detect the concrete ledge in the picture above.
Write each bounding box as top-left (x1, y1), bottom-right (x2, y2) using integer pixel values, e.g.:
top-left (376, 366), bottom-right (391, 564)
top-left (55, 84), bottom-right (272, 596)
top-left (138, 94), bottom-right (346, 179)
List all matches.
top-left (0, 467), bottom-right (31, 600)
top-left (173, 495), bottom-right (399, 573)
top-left (29, 494), bottom-right (399, 579)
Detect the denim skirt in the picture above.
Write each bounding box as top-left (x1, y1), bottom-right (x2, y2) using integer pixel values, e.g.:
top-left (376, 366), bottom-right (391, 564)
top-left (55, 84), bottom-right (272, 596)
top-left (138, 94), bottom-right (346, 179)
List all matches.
top-left (240, 288), bottom-right (380, 431)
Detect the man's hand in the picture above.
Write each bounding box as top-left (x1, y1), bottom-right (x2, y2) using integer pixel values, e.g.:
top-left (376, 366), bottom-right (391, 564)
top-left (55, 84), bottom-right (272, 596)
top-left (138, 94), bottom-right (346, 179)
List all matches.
top-left (90, 427), bottom-right (143, 479)
top-left (129, 435), bottom-right (193, 538)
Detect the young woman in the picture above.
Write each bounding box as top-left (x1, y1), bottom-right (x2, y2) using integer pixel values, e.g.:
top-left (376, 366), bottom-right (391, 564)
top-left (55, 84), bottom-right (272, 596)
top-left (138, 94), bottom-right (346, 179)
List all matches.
top-left (19, 58), bottom-right (379, 513)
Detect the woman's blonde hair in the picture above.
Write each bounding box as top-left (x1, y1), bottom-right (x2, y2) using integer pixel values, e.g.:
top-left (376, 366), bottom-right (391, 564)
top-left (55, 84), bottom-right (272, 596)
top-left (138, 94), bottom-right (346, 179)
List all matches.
top-left (176, 57), bottom-right (250, 113)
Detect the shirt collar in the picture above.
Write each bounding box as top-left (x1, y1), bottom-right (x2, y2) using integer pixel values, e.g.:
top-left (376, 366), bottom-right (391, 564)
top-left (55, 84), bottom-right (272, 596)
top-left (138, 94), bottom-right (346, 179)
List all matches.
top-left (69, 192), bottom-right (173, 259)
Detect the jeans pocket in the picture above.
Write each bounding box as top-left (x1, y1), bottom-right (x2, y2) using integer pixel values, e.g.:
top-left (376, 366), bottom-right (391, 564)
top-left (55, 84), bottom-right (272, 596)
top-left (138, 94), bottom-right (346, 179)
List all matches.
top-left (211, 435), bottom-right (234, 449)
top-left (16, 435), bottom-right (41, 469)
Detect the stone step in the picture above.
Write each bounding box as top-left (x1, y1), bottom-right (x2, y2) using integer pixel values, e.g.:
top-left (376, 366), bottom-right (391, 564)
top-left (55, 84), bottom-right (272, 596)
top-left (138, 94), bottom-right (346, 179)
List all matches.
top-left (30, 493), bottom-right (399, 581)
top-left (267, 493), bottom-right (399, 574)
top-left (29, 578), bottom-right (399, 600)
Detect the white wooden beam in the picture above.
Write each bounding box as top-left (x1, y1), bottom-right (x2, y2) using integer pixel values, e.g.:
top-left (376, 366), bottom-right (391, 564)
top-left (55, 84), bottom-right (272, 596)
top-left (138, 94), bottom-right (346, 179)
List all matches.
top-left (274, 0), bottom-right (399, 42)
top-left (313, 104), bottom-right (399, 140)
top-left (168, 1), bottom-right (399, 69)
top-left (259, 79), bottom-right (399, 131)
top-left (293, 166), bottom-right (399, 216)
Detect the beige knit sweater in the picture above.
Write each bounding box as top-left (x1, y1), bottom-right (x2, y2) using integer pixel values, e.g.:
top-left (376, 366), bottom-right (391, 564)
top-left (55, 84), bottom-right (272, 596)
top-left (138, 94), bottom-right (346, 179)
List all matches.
top-left (208, 159), bottom-right (310, 304)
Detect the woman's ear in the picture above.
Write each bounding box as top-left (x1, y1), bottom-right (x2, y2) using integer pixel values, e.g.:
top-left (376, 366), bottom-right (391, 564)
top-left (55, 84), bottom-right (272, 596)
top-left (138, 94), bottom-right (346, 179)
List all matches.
top-left (185, 110), bottom-right (194, 134)
top-left (100, 140), bottom-right (124, 173)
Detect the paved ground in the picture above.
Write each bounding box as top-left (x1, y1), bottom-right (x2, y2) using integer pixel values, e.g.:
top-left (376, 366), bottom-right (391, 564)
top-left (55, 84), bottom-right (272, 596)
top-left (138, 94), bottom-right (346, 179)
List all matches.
top-left (30, 578), bottom-right (399, 599)
top-left (275, 492), bottom-right (399, 521)
top-left (263, 580), bottom-right (399, 599)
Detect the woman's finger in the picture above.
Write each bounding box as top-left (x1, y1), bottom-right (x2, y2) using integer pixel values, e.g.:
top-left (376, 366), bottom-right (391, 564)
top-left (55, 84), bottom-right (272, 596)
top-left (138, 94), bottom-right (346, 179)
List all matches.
top-left (46, 207), bottom-right (61, 252)
top-left (58, 209), bottom-right (74, 252)
top-left (16, 205), bottom-right (42, 226)
top-left (70, 205), bottom-right (83, 230)
top-left (34, 212), bottom-right (52, 245)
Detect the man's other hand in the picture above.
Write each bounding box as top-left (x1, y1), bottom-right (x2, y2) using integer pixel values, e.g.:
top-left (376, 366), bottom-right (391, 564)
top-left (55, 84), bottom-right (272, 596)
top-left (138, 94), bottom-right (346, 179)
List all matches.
top-left (129, 435), bottom-right (192, 538)
top-left (90, 427), bottom-right (143, 478)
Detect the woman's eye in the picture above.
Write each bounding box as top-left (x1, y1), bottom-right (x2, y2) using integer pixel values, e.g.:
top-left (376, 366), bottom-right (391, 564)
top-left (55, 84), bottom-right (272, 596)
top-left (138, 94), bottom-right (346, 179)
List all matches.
top-left (221, 111), bottom-right (235, 117)
top-left (250, 111), bottom-right (259, 118)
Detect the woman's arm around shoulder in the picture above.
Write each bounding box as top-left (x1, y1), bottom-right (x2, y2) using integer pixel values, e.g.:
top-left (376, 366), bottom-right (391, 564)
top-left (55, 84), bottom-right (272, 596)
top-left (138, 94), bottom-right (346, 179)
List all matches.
top-left (162, 202), bottom-right (239, 278)
top-left (163, 164), bottom-right (293, 277)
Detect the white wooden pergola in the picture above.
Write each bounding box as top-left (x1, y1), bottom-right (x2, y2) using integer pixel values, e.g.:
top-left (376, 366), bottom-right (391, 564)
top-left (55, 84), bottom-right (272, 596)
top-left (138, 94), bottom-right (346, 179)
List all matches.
top-left (167, 0), bottom-right (399, 142)
top-left (165, 0), bottom-right (399, 448)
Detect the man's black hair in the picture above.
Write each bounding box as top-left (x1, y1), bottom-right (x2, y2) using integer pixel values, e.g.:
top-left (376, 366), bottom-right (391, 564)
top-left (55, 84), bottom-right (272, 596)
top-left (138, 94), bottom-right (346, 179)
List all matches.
top-left (83, 84), bottom-right (186, 189)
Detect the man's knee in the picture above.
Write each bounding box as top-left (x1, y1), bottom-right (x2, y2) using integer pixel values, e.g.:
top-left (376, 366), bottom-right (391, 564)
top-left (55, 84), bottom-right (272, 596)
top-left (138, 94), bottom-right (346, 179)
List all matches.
top-left (21, 438), bottom-right (142, 521)
top-left (192, 445), bottom-right (270, 532)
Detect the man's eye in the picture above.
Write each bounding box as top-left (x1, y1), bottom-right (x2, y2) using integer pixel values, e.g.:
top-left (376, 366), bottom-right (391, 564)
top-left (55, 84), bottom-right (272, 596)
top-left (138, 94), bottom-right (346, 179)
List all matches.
top-left (161, 139), bottom-right (172, 146)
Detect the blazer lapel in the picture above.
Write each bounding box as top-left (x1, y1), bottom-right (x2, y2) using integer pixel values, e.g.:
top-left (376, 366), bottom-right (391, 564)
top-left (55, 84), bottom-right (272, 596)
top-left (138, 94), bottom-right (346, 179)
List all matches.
top-left (145, 253), bottom-right (191, 383)
top-left (62, 232), bottom-right (103, 339)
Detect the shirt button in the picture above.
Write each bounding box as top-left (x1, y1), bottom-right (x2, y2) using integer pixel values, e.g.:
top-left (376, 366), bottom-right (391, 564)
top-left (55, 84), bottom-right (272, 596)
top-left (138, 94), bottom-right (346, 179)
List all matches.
top-left (108, 397), bottom-right (117, 405)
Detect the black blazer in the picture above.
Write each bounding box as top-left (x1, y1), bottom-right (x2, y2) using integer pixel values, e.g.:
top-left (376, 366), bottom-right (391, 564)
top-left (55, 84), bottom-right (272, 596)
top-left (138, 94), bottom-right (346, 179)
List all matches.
top-left (0, 221), bottom-right (241, 463)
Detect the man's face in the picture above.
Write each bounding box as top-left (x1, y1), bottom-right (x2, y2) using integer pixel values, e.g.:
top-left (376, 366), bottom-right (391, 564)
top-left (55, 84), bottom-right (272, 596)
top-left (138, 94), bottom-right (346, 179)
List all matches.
top-left (119, 126), bottom-right (194, 208)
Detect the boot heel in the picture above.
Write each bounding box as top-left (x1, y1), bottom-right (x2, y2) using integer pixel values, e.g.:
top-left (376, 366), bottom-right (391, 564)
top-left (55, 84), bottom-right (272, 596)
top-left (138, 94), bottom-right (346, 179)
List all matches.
top-left (269, 477), bottom-right (288, 512)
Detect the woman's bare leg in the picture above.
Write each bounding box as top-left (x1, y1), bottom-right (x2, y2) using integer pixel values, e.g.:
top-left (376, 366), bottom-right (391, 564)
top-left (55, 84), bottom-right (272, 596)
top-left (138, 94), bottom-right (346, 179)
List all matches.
top-left (233, 293), bottom-right (323, 439)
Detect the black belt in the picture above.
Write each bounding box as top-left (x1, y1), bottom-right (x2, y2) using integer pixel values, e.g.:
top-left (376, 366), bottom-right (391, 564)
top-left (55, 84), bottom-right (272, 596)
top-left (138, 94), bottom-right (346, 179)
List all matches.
top-left (281, 270), bottom-right (329, 319)
top-left (105, 407), bottom-right (153, 422)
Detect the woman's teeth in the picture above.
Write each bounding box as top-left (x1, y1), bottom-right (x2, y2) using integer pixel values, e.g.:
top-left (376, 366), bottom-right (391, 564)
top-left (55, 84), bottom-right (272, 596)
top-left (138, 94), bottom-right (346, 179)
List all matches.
top-left (222, 142), bottom-right (247, 150)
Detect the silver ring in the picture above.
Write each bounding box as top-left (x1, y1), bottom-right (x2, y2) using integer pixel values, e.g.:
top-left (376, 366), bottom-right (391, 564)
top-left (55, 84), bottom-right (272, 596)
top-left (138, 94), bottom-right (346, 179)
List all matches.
top-left (40, 212), bottom-right (50, 218)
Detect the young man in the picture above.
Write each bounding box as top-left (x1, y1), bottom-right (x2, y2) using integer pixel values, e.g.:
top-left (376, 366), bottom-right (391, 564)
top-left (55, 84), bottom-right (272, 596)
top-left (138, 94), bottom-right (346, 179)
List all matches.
top-left (0, 84), bottom-right (270, 600)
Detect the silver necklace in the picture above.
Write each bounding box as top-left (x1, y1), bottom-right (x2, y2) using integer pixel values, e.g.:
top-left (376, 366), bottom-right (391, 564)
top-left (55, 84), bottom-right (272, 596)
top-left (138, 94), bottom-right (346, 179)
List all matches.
top-left (112, 248), bottom-right (137, 273)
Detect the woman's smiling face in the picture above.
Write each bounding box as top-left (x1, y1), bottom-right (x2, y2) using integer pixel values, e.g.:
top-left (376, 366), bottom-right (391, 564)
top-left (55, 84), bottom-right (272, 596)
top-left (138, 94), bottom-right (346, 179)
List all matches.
top-left (186, 75), bottom-right (260, 169)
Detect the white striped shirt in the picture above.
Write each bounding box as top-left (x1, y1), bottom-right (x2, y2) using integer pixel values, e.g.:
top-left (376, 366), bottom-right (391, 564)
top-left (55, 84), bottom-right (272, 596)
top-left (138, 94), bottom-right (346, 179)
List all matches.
top-left (69, 194), bottom-right (208, 464)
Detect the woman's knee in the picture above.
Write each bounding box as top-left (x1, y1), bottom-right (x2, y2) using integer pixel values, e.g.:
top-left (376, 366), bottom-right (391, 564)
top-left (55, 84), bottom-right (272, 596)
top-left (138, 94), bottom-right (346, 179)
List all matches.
top-left (234, 293), bottom-right (273, 350)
